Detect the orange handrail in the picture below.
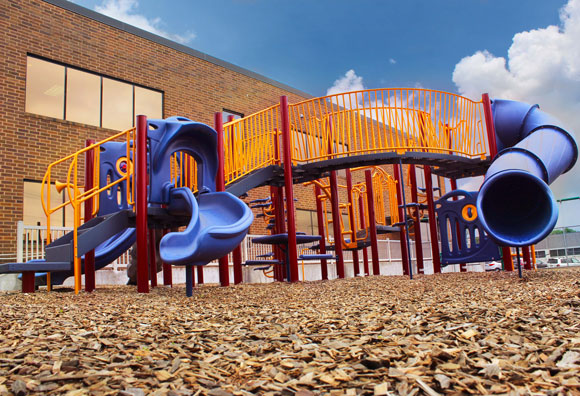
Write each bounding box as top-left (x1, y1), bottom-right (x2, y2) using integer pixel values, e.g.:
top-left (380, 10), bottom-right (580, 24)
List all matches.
top-left (287, 88), bottom-right (486, 164)
top-left (41, 127), bottom-right (136, 294)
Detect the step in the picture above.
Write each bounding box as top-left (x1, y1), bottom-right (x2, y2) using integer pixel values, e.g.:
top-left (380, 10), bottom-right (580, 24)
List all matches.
top-left (299, 254), bottom-right (334, 260)
top-left (0, 261), bottom-right (71, 274)
top-left (243, 260), bottom-right (282, 266)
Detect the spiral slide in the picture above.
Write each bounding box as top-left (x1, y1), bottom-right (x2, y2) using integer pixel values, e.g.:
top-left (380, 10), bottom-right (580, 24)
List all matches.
top-left (147, 117), bottom-right (254, 268)
top-left (159, 187), bottom-right (253, 266)
top-left (477, 100), bottom-right (578, 246)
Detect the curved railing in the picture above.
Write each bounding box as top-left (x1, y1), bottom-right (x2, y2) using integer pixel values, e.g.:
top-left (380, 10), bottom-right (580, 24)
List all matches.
top-left (220, 88), bottom-right (489, 188)
top-left (288, 88), bottom-right (488, 164)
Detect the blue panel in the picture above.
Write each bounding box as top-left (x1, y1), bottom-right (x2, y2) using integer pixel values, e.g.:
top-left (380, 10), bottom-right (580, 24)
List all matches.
top-left (98, 141), bottom-right (132, 216)
top-left (147, 117), bottom-right (219, 204)
top-left (435, 190), bottom-right (500, 265)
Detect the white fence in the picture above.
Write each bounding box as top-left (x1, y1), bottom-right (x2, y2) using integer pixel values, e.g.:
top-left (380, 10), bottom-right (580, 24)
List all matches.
top-left (16, 221), bottom-right (130, 271)
top-left (14, 222), bottom-right (474, 284)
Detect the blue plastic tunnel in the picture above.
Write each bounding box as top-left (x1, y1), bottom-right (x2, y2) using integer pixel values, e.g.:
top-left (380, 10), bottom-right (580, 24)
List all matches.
top-left (476, 99), bottom-right (578, 247)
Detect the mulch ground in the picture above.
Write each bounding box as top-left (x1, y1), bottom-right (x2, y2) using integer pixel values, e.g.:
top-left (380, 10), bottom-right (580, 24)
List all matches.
top-left (1, 268), bottom-right (579, 396)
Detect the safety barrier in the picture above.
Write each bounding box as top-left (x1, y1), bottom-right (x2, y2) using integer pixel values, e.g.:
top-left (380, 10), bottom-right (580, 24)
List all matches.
top-left (15, 221), bottom-right (130, 270)
top-left (287, 88), bottom-right (488, 164)
top-left (41, 127), bottom-right (136, 292)
top-left (223, 104), bottom-right (280, 186)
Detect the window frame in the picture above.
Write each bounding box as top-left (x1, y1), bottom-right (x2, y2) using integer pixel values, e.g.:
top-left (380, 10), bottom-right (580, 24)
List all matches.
top-left (25, 54), bottom-right (164, 129)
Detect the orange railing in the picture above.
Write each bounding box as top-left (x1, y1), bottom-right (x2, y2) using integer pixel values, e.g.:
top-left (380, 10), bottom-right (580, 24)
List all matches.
top-left (41, 127), bottom-right (136, 294)
top-left (287, 88), bottom-right (487, 165)
top-left (306, 166), bottom-right (400, 249)
top-left (223, 104), bottom-right (280, 186)
top-left (171, 152), bottom-right (198, 191)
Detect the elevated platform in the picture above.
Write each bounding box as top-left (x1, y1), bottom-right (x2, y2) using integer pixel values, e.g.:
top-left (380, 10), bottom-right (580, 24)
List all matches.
top-left (226, 153), bottom-right (490, 196)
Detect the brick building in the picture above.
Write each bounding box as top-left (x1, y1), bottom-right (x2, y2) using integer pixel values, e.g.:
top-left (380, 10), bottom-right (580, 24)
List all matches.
top-left (0, 0), bottom-right (342, 262)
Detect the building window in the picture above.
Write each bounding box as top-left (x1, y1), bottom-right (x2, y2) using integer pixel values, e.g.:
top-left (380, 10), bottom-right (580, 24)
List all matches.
top-left (25, 56), bottom-right (163, 130)
top-left (25, 57), bottom-right (65, 119)
top-left (135, 86), bottom-right (163, 120)
top-left (102, 78), bottom-right (133, 130)
top-left (65, 68), bottom-right (101, 126)
top-left (223, 109), bottom-right (243, 122)
top-left (296, 209), bottom-right (318, 236)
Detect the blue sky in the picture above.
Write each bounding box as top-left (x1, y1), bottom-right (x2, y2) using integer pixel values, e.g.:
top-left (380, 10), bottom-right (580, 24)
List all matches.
top-left (69, 0), bottom-right (580, 226)
top-left (71, 0), bottom-right (567, 96)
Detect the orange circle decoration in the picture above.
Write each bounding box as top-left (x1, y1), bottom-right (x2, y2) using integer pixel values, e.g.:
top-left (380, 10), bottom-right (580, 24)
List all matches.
top-left (462, 204), bottom-right (477, 222)
top-left (116, 157), bottom-right (133, 176)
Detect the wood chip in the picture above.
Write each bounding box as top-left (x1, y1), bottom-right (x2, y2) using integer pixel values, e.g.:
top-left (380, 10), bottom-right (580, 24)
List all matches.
top-left (0, 268), bottom-right (578, 394)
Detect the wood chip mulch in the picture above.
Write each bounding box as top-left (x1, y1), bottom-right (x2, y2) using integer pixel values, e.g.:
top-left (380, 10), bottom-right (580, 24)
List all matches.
top-left (1, 268), bottom-right (579, 396)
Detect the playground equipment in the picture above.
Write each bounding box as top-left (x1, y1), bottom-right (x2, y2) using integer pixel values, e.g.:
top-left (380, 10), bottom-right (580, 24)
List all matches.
top-left (436, 190), bottom-right (501, 266)
top-left (477, 100), bottom-right (578, 246)
top-left (2, 88), bottom-right (577, 293)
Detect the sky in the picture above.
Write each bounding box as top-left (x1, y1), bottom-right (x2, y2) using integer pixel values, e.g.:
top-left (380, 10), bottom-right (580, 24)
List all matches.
top-left (69, 0), bottom-right (580, 226)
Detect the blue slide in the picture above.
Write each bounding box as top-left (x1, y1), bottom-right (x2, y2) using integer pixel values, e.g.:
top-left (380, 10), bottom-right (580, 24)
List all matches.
top-left (47, 229), bottom-right (136, 286)
top-left (160, 188), bottom-right (253, 266)
top-left (147, 117), bottom-right (253, 269)
top-left (477, 100), bottom-right (578, 246)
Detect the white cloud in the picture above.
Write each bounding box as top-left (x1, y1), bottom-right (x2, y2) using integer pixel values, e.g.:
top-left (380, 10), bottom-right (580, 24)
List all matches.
top-left (326, 69), bottom-right (365, 96)
top-left (453, 0), bottom-right (580, 211)
top-left (389, 58), bottom-right (397, 65)
top-left (93, 0), bottom-right (196, 44)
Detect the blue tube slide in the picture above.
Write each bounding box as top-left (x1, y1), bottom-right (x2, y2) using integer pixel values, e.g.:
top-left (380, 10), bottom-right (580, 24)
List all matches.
top-left (476, 99), bottom-right (578, 246)
top-left (159, 187), bottom-right (253, 266)
top-left (146, 117), bottom-right (253, 267)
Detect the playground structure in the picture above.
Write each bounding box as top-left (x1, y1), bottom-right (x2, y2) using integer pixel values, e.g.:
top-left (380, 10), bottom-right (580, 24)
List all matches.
top-left (0, 88), bottom-right (577, 295)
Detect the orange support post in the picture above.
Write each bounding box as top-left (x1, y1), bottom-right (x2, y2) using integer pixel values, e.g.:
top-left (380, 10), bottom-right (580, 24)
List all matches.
top-left (394, 164), bottom-right (410, 276)
top-left (408, 164), bottom-right (424, 274)
top-left (271, 132), bottom-right (284, 282)
top-left (84, 139), bottom-right (96, 292)
top-left (136, 115), bottom-right (149, 293)
top-left (315, 184), bottom-right (329, 280)
top-left (280, 96), bottom-right (299, 283)
top-left (424, 166), bottom-right (441, 273)
top-left (227, 114), bottom-right (243, 285)
top-left (215, 112), bottom-right (230, 287)
top-left (365, 170), bottom-right (380, 275)
top-left (359, 195), bottom-right (370, 276)
top-left (346, 170), bottom-right (360, 276)
top-left (482, 93), bottom-right (514, 272)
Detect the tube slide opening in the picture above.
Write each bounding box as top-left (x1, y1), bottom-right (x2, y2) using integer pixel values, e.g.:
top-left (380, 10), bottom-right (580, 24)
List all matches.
top-left (477, 170), bottom-right (558, 246)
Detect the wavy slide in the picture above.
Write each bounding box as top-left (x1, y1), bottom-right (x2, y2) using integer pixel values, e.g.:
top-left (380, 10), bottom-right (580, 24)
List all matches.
top-left (160, 187), bottom-right (253, 266)
top-left (477, 99), bottom-right (578, 246)
top-left (147, 117), bottom-right (254, 268)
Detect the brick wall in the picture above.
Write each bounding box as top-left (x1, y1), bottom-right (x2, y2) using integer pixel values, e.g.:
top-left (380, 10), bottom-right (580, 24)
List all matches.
top-left (0, 0), bottom-right (309, 257)
top-left (0, 0), bottom-right (425, 260)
